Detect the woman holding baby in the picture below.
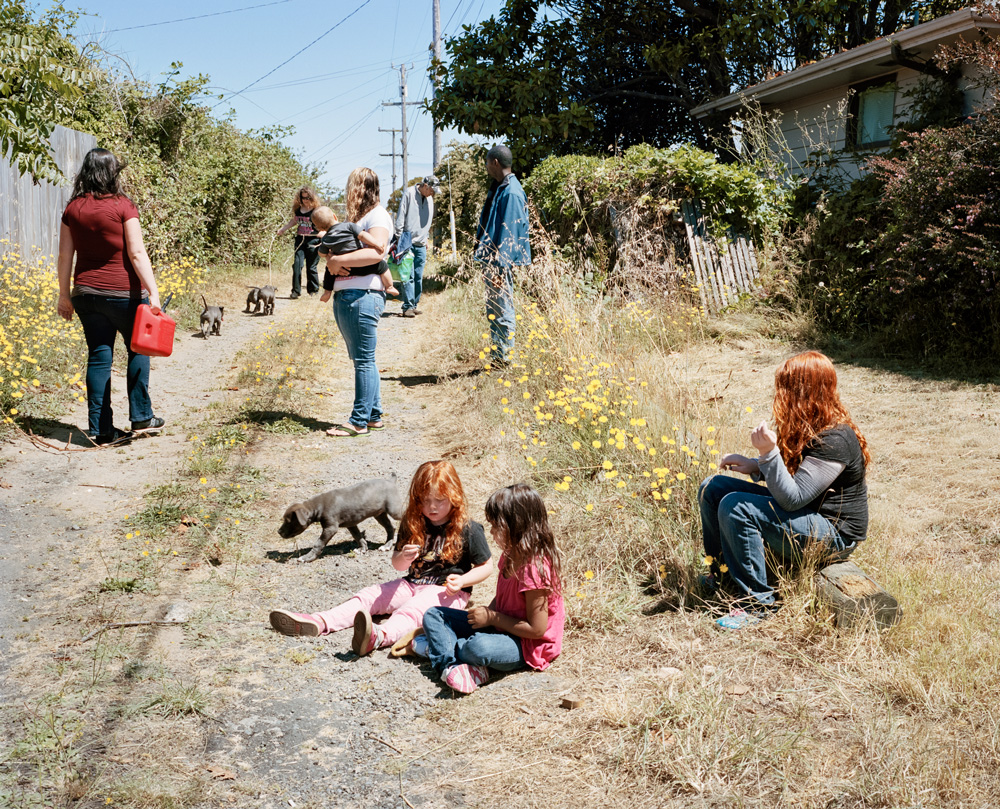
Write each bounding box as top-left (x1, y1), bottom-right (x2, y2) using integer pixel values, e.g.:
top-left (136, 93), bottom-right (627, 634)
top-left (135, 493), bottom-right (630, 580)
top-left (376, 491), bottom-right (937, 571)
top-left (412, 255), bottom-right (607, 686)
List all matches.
top-left (321, 167), bottom-right (393, 437)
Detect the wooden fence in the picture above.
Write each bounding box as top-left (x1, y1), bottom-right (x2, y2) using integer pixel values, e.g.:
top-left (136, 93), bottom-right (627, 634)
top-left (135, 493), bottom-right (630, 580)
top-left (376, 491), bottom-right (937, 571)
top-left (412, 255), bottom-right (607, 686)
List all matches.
top-left (680, 200), bottom-right (760, 313)
top-left (1, 125), bottom-right (98, 262)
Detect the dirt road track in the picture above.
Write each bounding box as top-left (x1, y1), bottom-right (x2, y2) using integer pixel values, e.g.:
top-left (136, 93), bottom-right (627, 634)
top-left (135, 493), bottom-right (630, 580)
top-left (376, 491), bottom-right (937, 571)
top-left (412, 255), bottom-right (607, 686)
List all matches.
top-left (0, 289), bottom-right (560, 808)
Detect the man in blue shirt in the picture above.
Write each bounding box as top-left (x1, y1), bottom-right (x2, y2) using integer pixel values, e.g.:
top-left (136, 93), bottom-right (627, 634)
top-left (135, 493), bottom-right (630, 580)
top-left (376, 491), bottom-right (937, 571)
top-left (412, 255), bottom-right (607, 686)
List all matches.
top-left (473, 145), bottom-right (531, 367)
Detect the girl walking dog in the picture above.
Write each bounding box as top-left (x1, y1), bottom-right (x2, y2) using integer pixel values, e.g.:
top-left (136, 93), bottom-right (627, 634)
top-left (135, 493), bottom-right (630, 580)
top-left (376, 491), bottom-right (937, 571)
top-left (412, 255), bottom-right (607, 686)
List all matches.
top-left (698, 350), bottom-right (870, 630)
top-left (419, 483), bottom-right (565, 694)
top-left (269, 461), bottom-right (493, 654)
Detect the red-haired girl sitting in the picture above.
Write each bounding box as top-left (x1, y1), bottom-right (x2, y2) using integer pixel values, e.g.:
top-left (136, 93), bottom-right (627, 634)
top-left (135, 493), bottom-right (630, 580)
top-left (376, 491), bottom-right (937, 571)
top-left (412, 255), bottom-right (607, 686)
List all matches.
top-left (699, 350), bottom-right (870, 629)
top-left (269, 460), bottom-right (493, 653)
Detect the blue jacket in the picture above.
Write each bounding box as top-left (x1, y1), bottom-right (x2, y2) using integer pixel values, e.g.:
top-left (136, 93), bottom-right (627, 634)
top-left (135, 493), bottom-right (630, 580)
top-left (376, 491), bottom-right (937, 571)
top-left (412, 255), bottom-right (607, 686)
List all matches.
top-left (473, 173), bottom-right (531, 267)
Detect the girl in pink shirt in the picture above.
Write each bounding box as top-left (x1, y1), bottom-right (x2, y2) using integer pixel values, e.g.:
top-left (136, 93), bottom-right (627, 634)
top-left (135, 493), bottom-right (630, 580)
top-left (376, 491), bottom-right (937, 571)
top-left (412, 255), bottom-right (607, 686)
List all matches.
top-left (421, 483), bottom-right (565, 694)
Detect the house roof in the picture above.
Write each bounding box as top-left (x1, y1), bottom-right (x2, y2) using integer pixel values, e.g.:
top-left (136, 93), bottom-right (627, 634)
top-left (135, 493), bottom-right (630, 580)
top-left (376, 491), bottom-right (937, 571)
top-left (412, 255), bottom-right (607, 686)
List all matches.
top-left (691, 8), bottom-right (1000, 117)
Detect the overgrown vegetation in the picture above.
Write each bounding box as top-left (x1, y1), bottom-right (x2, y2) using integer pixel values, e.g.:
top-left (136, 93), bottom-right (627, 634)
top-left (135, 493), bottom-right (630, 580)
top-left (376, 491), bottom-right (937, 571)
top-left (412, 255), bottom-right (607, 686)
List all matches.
top-left (525, 143), bottom-right (788, 293)
top-left (794, 25), bottom-right (1000, 364)
top-left (67, 63), bottom-right (323, 264)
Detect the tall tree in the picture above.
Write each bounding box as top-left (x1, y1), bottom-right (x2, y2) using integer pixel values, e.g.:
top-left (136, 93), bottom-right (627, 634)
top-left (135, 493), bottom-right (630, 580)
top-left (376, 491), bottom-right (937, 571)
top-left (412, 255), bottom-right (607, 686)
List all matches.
top-left (0, 1), bottom-right (92, 181)
top-left (429, 0), bottom-right (963, 167)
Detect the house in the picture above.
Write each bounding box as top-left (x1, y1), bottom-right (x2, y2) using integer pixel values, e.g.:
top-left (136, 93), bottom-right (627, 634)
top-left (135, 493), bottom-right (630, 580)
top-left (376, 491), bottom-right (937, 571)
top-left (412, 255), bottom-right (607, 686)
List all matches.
top-left (691, 9), bottom-right (1000, 182)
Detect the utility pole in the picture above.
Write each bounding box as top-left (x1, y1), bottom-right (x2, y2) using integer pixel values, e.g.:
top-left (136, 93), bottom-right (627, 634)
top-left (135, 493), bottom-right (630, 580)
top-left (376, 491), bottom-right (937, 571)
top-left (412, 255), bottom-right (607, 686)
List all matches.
top-left (378, 127), bottom-right (401, 195)
top-left (432, 0), bottom-right (442, 170)
top-left (382, 65), bottom-right (420, 189)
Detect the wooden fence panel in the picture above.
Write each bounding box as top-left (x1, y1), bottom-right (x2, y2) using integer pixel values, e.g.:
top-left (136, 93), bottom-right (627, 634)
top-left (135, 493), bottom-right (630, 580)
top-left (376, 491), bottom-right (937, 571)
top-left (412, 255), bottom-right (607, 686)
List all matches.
top-left (680, 199), bottom-right (760, 313)
top-left (1, 125), bottom-right (97, 262)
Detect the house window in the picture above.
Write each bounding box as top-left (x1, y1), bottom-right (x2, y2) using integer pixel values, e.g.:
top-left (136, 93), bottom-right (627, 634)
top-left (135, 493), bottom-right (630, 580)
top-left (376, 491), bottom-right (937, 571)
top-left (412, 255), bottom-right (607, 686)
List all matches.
top-left (850, 79), bottom-right (896, 148)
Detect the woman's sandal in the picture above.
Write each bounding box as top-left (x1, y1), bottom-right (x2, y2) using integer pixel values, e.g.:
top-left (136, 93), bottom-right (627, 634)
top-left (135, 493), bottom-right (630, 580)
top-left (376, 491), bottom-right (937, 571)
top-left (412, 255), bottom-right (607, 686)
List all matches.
top-left (325, 423), bottom-right (370, 437)
top-left (367, 420), bottom-right (385, 431)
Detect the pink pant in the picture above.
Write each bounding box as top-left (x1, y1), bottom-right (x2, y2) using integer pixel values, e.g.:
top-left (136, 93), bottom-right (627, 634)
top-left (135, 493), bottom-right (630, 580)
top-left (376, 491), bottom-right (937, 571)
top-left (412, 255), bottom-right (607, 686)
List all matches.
top-left (314, 578), bottom-right (470, 646)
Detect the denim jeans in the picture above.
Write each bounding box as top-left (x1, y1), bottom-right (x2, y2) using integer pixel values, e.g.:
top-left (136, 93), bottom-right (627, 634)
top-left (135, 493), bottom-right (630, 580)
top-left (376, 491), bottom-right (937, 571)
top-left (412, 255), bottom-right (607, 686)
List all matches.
top-left (483, 263), bottom-right (515, 363)
top-left (399, 244), bottom-right (425, 312)
top-left (422, 606), bottom-right (526, 674)
top-left (72, 294), bottom-right (153, 437)
top-left (333, 289), bottom-right (385, 428)
top-left (698, 474), bottom-right (847, 607)
top-left (292, 236), bottom-right (320, 295)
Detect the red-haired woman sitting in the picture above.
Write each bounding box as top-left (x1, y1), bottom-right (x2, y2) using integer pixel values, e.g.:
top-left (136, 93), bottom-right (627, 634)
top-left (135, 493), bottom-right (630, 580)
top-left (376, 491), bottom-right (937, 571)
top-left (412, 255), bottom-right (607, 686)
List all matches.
top-left (269, 461), bottom-right (494, 654)
top-left (698, 351), bottom-right (870, 629)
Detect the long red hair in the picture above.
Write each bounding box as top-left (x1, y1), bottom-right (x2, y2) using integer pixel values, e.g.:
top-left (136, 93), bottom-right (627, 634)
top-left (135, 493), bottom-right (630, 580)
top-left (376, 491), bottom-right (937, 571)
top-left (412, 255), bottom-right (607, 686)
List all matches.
top-left (772, 351), bottom-right (870, 474)
top-left (399, 460), bottom-right (469, 563)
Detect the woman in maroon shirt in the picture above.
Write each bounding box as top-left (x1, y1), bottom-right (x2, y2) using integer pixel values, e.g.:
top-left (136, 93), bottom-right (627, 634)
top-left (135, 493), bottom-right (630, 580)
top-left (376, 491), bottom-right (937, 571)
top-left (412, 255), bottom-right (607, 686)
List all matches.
top-left (57, 148), bottom-right (164, 445)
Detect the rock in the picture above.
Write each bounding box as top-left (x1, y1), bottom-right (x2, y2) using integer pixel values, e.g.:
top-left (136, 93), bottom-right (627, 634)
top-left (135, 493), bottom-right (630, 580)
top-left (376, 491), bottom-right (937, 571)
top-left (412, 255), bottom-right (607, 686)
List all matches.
top-left (162, 602), bottom-right (193, 623)
top-left (814, 561), bottom-right (901, 630)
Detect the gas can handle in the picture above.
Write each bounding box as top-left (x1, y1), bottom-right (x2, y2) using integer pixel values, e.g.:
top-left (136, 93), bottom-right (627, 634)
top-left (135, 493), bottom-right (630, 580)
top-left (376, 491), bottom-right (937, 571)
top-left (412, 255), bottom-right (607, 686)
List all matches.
top-left (159, 292), bottom-right (174, 313)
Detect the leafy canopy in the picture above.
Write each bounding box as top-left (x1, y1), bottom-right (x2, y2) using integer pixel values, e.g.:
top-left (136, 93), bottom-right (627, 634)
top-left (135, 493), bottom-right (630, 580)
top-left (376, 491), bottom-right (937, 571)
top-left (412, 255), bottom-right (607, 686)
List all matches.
top-left (0, 1), bottom-right (92, 181)
top-left (429, 0), bottom-right (964, 167)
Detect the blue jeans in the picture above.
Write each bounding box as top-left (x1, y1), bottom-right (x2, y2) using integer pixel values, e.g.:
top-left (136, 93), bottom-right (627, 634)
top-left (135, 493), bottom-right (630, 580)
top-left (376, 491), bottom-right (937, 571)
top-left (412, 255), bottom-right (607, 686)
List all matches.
top-left (483, 263), bottom-right (515, 363)
top-left (333, 289), bottom-right (385, 429)
top-left (73, 294), bottom-right (153, 437)
top-left (422, 607), bottom-right (526, 674)
top-left (698, 475), bottom-right (848, 607)
top-left (399, 243), bottom-right (425, 312)
top-left (292, 236), bottom-right (320, 295)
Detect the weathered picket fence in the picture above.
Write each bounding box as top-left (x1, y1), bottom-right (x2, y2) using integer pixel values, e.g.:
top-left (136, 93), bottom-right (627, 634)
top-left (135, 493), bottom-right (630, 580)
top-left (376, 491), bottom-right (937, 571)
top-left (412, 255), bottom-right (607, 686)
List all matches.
top-left (680, 200), bottom-right (760, 313)
top-left (1, 125), bottom-right (98, 261)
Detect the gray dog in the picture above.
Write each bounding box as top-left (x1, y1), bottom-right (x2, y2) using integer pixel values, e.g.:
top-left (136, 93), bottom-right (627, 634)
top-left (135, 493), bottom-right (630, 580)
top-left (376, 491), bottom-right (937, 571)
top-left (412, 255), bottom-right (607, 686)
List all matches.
top-left (278, 475), bottom-right (403, 562)
top-left (259, 285), bottom-right (276, 315)
top-left (200, 295), bottom-right (224, 337)
top-left (245, 287), bottom-right (261, 313)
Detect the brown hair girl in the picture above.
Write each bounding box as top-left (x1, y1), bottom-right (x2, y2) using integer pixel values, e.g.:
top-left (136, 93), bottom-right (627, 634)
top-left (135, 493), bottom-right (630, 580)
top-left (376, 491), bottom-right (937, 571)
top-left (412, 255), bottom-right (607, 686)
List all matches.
top-left (484, 483), bottom-right (562, 593)
top-left (772, 350), bottom-right (870, 474)
top-left (292, 186), bottom-right (320, 215)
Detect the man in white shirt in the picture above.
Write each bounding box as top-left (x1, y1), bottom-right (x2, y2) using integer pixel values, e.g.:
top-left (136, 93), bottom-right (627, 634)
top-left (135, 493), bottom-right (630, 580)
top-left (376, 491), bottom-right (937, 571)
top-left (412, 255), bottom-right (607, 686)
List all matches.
top-left (393, 175), bottom-right (439, 318)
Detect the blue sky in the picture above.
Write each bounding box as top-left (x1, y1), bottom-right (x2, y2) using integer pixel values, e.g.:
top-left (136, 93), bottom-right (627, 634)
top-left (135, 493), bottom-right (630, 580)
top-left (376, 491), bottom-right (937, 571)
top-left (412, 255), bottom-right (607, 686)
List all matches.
top-left (70, 0), bottom-right (506, 199)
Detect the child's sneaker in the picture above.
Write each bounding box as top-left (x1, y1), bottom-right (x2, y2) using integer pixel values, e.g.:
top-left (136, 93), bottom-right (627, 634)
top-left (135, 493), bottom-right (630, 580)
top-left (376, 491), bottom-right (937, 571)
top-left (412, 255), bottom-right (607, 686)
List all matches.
top-left (352, 609), bottom-right (384, 656)
top-left (270, 609), bottom-right (324, 637)
top-left (442, 664), bottom-right (479, 694)
top-left (468, 664), bottom-right (490, 688)
top-left (715, 606), bottom-right (775, 630)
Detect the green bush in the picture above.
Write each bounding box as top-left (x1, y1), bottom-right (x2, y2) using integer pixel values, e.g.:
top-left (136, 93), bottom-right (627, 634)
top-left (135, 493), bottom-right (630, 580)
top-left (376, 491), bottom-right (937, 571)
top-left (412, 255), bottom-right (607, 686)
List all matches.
top-left (68, 65), bottom-right (323, 265)
top-left (800, 106), bottom-right (1000, 362)
top-left (524, 144), bottom-right (788, 291)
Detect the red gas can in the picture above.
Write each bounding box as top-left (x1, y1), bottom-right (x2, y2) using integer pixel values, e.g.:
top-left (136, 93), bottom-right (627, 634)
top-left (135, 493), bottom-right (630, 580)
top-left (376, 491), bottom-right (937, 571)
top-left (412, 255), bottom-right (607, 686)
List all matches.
top-left (131, 304), bottom-right (176, 357)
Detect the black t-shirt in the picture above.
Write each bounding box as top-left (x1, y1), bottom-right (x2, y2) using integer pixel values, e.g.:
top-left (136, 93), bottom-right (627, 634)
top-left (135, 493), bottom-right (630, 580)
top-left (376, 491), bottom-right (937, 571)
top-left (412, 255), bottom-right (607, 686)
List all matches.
top-left (806, 425), bottom-right (868, 544)
top-left (398, 520), bottom-right (490, 592)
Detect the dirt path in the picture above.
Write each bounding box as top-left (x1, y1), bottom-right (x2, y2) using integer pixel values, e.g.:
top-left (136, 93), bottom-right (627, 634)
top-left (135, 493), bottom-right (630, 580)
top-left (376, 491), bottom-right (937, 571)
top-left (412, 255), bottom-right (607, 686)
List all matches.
top-left (0, 287), bottom-right (559, 808)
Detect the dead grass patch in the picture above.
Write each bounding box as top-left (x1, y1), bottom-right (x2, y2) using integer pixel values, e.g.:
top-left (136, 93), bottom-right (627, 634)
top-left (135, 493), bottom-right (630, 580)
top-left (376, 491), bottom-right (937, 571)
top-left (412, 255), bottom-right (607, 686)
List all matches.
top-left (418, 265), bottom-right (1000, 807)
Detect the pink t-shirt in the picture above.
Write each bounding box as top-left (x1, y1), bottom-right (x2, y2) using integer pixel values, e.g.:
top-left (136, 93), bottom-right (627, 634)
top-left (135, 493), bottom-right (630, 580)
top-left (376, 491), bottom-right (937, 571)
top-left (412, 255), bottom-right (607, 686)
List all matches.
top-left (494, 553), bottom-right (565, 671)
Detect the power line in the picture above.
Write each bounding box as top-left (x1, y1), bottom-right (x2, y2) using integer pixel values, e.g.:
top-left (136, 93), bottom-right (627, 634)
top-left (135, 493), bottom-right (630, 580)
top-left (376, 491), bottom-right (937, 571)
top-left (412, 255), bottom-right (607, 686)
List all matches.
top-left (309, 102), bottom-right (381, 162)
top-left (276, 71), bottom-right (392, 125)
top-left (101, 0), bottom-right (296, 33)
top-left (214, 0), bottom-right (375, 108)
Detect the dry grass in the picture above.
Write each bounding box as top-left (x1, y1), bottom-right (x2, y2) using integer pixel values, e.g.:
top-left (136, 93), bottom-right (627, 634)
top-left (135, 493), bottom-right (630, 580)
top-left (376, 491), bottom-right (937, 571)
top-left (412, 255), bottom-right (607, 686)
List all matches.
top-left (421, 259), bottom-right (1000, 808)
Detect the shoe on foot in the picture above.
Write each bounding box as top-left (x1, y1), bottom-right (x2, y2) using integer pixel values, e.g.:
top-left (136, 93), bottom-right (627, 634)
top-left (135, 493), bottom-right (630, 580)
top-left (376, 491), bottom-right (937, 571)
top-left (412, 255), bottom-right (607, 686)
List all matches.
top-left (402, 309), bottom-right (416, 318)
top-left (352, 609), bottom-right (383, 656)
top-left (715, 606), bottom-right (774, 630)
top-left (91, 427), bottom-right (133, 446)
top-left (443, 663), bottom-right (488, 694)
top-left (412, 308), bottom-right (422, 315)
top-left (270, 609), bottom-right (324, 637)
top-left (131, 415), bottom-right (165, 431)
top-left (289, 291), bottom-right (301, 299)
